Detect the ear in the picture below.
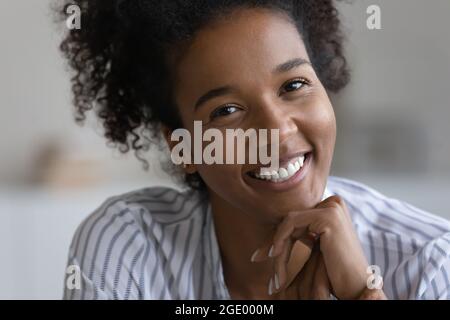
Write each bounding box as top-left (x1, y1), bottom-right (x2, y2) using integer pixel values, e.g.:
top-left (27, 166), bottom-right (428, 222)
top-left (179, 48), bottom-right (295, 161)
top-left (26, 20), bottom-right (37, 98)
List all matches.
top-left (161, 125), bottom-right (197, 175)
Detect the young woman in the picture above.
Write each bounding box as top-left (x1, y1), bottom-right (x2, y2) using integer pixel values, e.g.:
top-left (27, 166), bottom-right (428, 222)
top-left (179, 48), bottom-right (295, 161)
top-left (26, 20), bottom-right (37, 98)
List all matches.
top-left (59, 0), bottom-right (450, 300)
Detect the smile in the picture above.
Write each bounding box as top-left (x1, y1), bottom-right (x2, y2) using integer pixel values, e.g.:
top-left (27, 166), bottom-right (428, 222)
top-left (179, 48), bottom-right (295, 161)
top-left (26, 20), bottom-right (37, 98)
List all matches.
top-left (247, 152), bottom-right (312, 184)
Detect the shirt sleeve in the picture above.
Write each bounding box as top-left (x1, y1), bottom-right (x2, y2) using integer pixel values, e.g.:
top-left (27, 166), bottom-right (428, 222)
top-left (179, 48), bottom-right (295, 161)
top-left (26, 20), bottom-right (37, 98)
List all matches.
top-left (62, 199), bottom-right (152, 300)
top-left (416, 232), bottom-right (450, 300)
top-left (63, 255), bottom-right (110, 300)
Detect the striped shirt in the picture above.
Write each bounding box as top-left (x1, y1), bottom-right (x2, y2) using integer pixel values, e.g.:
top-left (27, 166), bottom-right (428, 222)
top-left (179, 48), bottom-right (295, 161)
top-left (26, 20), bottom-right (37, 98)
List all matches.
top-left (63, 176), bottom-right (450, 300)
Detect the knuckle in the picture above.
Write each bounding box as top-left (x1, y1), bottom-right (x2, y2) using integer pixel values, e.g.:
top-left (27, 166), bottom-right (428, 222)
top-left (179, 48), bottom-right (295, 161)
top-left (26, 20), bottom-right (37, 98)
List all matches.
top-left (321, 226), bottom-right (332, 237)
top-left (326, 195), bottom-right (344, 208)
top-left (328, 200), bottom-right (341, 210)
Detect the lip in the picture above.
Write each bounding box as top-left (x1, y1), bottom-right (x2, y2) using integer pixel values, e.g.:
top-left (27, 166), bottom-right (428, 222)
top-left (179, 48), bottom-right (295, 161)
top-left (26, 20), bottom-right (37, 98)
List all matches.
top-left (244, 152), bottom-right (313, 192)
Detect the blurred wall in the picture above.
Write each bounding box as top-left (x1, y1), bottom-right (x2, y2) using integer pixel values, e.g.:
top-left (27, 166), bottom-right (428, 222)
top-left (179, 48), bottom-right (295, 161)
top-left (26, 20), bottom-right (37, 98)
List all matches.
top-left (333, 0), bottom-right (450, 176)
top-left (0, 0), bottom-right (154, 185)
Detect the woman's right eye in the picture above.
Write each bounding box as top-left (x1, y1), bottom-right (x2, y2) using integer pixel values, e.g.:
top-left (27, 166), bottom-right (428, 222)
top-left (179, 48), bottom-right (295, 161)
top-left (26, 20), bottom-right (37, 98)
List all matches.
top-left (210, 104), bottom-right (240, 120)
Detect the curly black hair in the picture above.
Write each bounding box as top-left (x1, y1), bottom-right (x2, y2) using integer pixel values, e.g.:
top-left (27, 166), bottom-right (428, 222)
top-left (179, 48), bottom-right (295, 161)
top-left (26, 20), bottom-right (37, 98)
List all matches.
top-left (56, 0), bottom-right (350, 190)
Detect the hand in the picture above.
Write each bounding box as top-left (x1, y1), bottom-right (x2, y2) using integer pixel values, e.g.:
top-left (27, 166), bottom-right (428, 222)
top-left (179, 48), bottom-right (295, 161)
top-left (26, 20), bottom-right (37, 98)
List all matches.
top-left (252, 195), bottom-right (371, 299)
top-left (292, 244), bottom-right (332, 299)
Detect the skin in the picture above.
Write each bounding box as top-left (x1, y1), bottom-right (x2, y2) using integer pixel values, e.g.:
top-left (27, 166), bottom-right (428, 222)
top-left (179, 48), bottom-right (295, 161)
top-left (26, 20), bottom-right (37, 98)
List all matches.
top-left (164, 7), bottom-right (378, 299)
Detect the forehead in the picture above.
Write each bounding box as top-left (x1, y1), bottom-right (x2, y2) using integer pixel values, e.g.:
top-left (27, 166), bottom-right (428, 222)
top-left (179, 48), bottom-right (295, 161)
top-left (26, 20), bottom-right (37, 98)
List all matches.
top-left (172, 8), bottom-right (310, 99)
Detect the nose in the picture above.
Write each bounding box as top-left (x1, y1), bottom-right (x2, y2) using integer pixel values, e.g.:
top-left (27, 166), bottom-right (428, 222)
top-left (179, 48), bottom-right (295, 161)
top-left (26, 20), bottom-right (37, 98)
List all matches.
top-left (251, 96), bottom-right (298, 144)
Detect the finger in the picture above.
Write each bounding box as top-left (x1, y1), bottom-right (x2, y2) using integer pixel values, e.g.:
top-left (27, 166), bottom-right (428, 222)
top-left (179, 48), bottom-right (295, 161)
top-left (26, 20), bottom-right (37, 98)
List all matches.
top-left (254, 209), bottom-right (323, 260)
top-left (311, 252), bottom-right (331, 300)
top-left (272, 232), bottom-right (317, 293)
top-left (272, 237), bottom-right (295, 293)
top-left (317, 195), bottom-right (351, 223)
top-left (250, 231), bottom-right (276, 263)
top-left (316, 195), bottom-right (342, 208)
top-left (318, 196), bottom-right (356, 240)
top-left (271, 232), bottom-right (317, 294)
top-left (296, 245), bottom-right (320, 299)
top-left (271, 209), bottom-right (329, 256)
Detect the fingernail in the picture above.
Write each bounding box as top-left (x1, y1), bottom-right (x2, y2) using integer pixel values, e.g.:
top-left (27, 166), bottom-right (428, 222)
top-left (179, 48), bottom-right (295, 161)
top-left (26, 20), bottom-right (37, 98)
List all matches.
top-left (268, 245), bottom-right (274, 258)
top-left (274, 273), bottom-right (280, 290)
top-left (250, 249), bottom-right (259, 262)
top-left (268, 277), bottom-right (273, 296)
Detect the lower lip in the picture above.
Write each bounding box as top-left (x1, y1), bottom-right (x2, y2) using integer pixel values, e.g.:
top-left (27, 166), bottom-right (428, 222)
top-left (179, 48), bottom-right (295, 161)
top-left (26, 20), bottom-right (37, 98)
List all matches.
top-left (245, 153), bottom-right (313, 192)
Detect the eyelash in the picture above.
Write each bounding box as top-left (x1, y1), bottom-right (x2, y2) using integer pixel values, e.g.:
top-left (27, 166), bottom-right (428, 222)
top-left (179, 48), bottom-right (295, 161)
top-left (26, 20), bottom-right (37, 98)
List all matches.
top-left (209, 78), bottom-right (310, 120)
top-left (210, 104), bottom-right (239, 120)
top-left (279, 78), bottom-right (310, 94)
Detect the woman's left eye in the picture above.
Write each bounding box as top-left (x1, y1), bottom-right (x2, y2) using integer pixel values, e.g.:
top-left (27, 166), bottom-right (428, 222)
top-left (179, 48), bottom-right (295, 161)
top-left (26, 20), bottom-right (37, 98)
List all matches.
top-left (210, 104), bottom-right (240, 120)
top-left (280, 78), bottom-right (309, 94)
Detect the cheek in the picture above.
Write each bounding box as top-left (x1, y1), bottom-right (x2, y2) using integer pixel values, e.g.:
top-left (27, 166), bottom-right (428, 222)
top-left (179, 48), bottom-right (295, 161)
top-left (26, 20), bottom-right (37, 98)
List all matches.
top-left (303, 94), bottom-right (337, 149)
top-left (195, 163), bottom-right (245, 201)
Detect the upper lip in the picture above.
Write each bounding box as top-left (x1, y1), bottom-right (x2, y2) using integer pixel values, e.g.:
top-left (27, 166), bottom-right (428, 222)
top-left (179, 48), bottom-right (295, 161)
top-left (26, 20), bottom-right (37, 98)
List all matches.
top-left (244, 150), bottom-right (312, 174)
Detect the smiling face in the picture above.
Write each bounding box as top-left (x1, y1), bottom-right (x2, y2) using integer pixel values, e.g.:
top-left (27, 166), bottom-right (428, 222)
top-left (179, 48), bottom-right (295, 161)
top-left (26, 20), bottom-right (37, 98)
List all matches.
top-left (168, 7), bottom-right (337, 223)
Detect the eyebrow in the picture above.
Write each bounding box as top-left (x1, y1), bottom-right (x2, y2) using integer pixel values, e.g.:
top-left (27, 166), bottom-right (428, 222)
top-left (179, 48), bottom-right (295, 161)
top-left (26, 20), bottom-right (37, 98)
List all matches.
top-left (194, 57), bottom-right (311, 110)
top-left (273, 57), bottom-right (311, 74)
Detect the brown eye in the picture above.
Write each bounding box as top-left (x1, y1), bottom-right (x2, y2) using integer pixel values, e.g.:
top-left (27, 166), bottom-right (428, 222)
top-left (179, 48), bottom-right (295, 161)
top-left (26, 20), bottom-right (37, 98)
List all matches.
top-left (210, 104), bottom-right (240, 120)
top-left (281, 78), bottom-right (309, 94)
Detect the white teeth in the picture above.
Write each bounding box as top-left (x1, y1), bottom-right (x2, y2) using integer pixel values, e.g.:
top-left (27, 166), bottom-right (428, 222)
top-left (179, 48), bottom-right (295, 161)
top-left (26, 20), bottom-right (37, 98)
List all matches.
top-left (279, 168), bottom-right (288, 179)
top-left (254, 155), bottom-right (307, 183)
top-left (272, 171), bottom-right (279, 179)
top-left (299, 155), bottom-right (305, 166)
top-left (287, 163), bottom-right (296, 176)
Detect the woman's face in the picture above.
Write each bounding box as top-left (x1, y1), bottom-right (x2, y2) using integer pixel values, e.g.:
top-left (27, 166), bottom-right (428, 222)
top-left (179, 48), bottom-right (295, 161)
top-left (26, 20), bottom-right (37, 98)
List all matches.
top-left (170, 7), bottom-right (336, 223)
